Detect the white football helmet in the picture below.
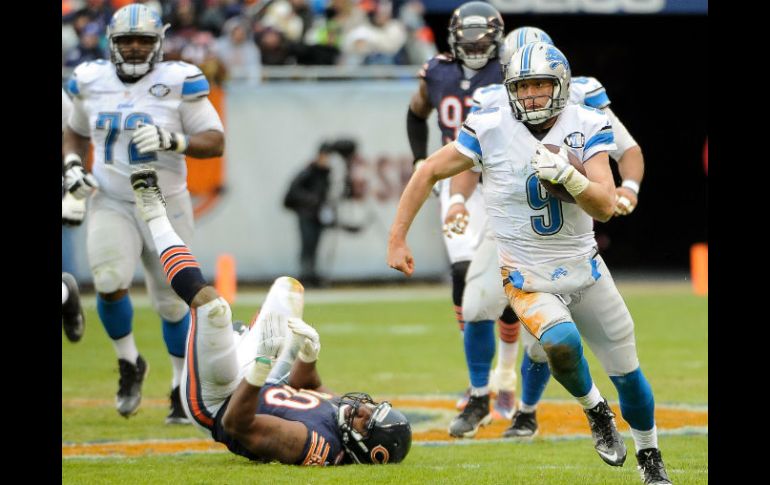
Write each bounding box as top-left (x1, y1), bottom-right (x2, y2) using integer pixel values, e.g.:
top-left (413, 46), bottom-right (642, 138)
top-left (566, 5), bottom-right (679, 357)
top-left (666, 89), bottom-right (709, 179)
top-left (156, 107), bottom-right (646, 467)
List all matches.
top-left (107, 4), bottom-right (169, 78)
top-left (501, 27), bottom-right (554, 66)
top-left (504, 42), bottom-right (570, 125)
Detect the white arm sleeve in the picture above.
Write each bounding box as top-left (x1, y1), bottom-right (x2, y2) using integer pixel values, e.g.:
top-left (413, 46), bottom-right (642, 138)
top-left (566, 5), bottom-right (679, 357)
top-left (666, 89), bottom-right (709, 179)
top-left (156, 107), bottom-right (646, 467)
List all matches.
top-left (179, 97), bottom-right (225, 135)
top-left (68, 96), bottom-right (91, 137)
top-left (603, 107), bottom-right (638, 161)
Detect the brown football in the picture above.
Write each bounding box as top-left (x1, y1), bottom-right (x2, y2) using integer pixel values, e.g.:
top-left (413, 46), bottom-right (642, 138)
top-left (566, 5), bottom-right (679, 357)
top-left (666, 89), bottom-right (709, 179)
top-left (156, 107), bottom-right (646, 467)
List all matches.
top-left (538, 144), bottom-right (586, 204)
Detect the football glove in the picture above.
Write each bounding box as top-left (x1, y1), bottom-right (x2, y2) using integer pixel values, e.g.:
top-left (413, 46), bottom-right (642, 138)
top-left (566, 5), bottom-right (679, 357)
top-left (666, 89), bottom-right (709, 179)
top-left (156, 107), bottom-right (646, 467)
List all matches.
top-left (531, 143), bottom-right (589, 197)
top-left (62, 191), bottom-right (87, 226)
top-left (132, 123), bottom-right (188, 154)
top-left (64, 155), bottom-right (99, 200)
top-left (254, 312), bottom-right (288, 360)
top-left (287, 317), bottom-right (321, 363)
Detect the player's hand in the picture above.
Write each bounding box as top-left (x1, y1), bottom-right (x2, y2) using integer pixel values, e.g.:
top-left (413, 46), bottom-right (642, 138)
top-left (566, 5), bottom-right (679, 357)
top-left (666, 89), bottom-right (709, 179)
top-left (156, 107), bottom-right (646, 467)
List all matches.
top-left (387, 240), bottom-right (415, 277)
top-left (287, 317), bottom-right (320, 363)
top-left (614, 187), bottom-right (638, 216)
top-left (62, 191), bottom-right (87, 226)
top-left (132, 123), bottom-right (188, 154)
top-left (531, 142), bottom-right (572, 184)
top-left (64, 158), bottom-right (99, 200)
top-left (443, 204), bottom-right (469, 238)
top-left (255, 312), bottom-right (288, 359)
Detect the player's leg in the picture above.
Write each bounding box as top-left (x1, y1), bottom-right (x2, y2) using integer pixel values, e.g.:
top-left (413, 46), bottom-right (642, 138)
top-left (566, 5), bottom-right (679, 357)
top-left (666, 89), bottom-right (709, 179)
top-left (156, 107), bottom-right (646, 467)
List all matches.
top-left (61, 272), bottom-right (85, 343)
top-left (491, 305), bottom-right (520, 420)
top-left (503, 330), bottom-right (550, 438)
top-left (131, 168), bottom-right (241, 436)
top-left (502, 270), bottom-right (626, 466)
top-left (569, 259), bottom-right (671, 483)
top-left (138, 190), bottom-right (195, 424)
top-left (86, 192), bottom-right (147, 418)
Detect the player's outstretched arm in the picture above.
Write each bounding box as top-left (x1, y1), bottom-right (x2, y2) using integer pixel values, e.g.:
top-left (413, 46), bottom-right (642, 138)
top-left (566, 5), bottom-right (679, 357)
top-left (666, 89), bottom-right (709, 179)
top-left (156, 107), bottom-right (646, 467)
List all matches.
top-left (222, 380), bottom-right (308, 464)
top-left (387, 143), bottom-right (474, 276)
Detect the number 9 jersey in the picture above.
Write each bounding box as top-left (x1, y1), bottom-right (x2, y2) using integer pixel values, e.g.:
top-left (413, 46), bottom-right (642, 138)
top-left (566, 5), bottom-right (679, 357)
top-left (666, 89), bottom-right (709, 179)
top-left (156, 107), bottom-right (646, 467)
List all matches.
top-left (66, 59), bottom-right (224, 202)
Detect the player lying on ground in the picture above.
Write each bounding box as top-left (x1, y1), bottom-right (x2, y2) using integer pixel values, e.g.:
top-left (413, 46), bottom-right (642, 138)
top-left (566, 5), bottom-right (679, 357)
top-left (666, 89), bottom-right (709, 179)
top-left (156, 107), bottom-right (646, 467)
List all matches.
top-left (130, 166), bottom-right (411, 465)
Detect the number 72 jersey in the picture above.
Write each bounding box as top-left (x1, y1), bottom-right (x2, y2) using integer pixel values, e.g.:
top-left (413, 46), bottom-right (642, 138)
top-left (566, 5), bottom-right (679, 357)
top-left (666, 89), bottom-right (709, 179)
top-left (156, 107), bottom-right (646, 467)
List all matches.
top-left (66, 59), bottom-right (223, 202)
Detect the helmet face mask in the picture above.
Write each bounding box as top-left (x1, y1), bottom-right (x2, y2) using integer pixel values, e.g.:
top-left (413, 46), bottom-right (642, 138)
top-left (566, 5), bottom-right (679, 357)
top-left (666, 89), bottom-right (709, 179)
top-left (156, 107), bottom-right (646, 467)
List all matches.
top-left (107, 4), bottom-right (169, 79)
top-left (337, 392), bottom-right (412, 465)
top-left (504, 42), bottom-right (570, 125)
top-left (447, 2), bottom-right (504, 70)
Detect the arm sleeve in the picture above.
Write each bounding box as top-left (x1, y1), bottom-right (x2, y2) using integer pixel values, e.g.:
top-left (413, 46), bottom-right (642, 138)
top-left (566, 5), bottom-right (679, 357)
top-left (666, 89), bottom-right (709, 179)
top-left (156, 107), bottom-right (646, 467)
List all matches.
top-left (406, 108), bottom-right (429, 161)
top-left (603, 107), bottom-right (638, 161)
top-left (179, 97), bottom-right (225, 135)
top-left (68, 96), bottom-right (91, 137)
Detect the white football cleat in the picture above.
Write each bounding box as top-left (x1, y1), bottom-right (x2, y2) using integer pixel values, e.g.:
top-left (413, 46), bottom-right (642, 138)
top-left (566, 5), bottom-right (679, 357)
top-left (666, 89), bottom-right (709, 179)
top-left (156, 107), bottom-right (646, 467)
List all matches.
top-left (130, 166), bottom-right (167, 222)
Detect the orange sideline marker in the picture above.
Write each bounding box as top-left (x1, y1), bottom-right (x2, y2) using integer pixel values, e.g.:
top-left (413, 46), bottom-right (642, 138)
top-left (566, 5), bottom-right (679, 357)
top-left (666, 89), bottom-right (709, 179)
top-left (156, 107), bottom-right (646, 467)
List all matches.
top-left (690, 243), bottom-right (708, 296)
top-left (215, 253), bottom-right (237, 304)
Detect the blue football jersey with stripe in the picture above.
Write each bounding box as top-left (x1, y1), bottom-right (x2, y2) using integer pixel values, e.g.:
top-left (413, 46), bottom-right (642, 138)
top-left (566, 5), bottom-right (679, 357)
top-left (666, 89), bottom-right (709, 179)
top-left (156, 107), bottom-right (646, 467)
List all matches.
top-left (418, 54), bottom-right (503, 144)
top-left (66, 60), bottom-right (221, 201)
top-left (211, 384), bottom-right (346, 466)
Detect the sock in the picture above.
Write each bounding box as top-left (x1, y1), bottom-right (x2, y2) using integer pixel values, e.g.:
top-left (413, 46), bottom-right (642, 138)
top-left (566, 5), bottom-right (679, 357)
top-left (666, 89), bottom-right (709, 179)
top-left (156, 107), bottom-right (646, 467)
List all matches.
top-left (112, 333), bottom-right (139, 364)
top-left (162, 311), bottom-right (190, 358)
top-left (454, 305), bottom-right (465, 332)
top-left (520, 352), bottom-right (551, 408)
top-left (149, 217), bottom-right (206, 305)
top-left (630, 425), bottom-right (658, 452)
top-left (610, 367), bottom-right (656, 431)
top-left (464, 320), bottom-right (496, 390)
top-left (97, 293), bottom-right (133, 340)
top-left (576, 383), bottom-right (602, 410)
top-left (494, 319), bottom-right (520, 391)
top-left (170, 355), bottom-right (185, 389)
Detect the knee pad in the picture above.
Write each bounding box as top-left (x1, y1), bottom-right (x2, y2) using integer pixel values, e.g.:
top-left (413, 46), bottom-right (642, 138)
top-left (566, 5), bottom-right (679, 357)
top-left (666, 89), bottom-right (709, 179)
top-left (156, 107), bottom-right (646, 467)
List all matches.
top-left (92, 264), bottom-right (125, 294)
top-left (156, 297), bottom-right (190, 323)
top-left (540, 322), bottom-right (583, 374)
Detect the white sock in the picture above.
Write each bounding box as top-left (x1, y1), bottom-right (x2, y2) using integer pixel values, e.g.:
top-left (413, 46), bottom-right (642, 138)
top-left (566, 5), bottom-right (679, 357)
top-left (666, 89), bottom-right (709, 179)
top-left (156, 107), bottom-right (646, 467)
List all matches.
top-left (576, 383), bottom-right (603, 409)
top-left (470, 385), bottom-right (489, 397)
top-left (148, 216), bottom-right (185, 254)
top-left (519, 402), bottom-right (537, 413)
top-left (494, 340), bottom-right (519, 392)
top-left (62, 281), bottom-right (69, 305)
top-left (170, 355), bottom-right (185, 389)
top-left (631, 425), bottom-right (658, 452)
top-left (112, 333), bottom-right (139, 364)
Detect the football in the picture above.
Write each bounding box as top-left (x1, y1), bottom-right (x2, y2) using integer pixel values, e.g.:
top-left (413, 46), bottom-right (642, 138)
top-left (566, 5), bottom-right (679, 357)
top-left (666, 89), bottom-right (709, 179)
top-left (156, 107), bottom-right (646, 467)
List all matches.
top-left (538, 144), bottom-right (586, 204)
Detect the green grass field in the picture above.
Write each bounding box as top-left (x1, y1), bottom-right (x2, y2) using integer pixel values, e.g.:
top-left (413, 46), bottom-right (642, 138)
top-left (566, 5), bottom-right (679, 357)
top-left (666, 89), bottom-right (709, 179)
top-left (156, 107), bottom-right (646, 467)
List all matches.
top-left (62, 281), bottom-right (707, 484)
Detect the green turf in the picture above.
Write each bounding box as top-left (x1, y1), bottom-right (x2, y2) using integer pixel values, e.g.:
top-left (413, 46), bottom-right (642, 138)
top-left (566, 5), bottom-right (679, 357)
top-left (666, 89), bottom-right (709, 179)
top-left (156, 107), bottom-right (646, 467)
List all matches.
top-left (62, 285), bottom-right (707, 482)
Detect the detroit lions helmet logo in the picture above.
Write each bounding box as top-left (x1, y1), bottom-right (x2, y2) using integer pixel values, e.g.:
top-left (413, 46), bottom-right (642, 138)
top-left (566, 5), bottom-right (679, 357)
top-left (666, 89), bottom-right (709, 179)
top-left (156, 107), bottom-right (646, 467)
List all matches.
top-left (545, 47), bottom-right (569, 71)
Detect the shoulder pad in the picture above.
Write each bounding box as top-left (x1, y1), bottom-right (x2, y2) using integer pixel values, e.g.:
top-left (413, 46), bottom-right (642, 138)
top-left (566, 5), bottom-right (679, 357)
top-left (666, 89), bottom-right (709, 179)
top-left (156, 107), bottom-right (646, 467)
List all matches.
top-left (68, 60), bottom-right (111, 97)
top-left (157, 61), bottom-right (211, 100)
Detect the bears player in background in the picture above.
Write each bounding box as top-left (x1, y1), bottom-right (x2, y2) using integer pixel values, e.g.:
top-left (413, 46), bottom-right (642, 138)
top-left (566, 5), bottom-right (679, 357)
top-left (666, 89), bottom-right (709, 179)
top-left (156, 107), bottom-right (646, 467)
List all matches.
top-left (129, 166), bottom-right (412, 465)
top-left (448, 26), bottom-right (646, 439)
top-left (62, 4), bottom-right (225, 424)
top-left (405, 0), bottom-right (521, 438)
top-left (388, 43), bottom-right (671, 484)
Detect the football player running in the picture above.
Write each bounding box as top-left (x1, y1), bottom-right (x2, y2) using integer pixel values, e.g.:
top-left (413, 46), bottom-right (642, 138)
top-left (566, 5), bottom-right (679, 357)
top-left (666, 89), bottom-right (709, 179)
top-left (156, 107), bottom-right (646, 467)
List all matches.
top-left (388, 42), bottom-right (671, 484)
top-left (405, 0), bottom-right (521, 437)
top-left (450, 26), bottom-right (646, 440)
top-left (62, 4), bottom-right (225, 423)
top-left (130, 166), bottom-right (412, 466)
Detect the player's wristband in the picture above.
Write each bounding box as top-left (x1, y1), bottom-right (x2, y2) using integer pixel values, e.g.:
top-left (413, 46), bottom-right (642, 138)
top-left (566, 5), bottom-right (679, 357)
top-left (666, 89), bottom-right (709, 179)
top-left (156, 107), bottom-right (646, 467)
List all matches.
top-left (170, 133), bottom-right (189, 154)
top-left (621, 180), bottom-right (640, 195)
top-left (448, 193), bottom-right (466, 207)
top-left (244, 357), bottom-right (273, 387)
top-left (563, 168), bottom-right (590, 197)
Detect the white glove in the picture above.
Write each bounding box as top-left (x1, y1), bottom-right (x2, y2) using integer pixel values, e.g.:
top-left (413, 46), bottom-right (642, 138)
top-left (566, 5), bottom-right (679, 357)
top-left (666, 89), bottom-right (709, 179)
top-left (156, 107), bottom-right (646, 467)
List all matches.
top-left (62, 191), bottom-right (87, 226)
top-left (287, 317), bottom-right (321, 363)
top-left (254, 312), bottom-right (289, 359)
top-left (531, 143), bottom-right (589, 197)
top-left (132, 123), bottom-right (188, 154)
top-left (64, 155), bottom-right (99, 200)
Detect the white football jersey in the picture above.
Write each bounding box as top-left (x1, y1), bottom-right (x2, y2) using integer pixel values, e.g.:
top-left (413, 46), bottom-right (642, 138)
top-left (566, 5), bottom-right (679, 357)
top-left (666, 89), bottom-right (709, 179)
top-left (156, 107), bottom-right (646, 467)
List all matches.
top-left (454, 104), bottom-right (616, 293)
top-left (67, 60), bottom-right (224, 201)
top-left (470, 76), bottom-right (636, 160)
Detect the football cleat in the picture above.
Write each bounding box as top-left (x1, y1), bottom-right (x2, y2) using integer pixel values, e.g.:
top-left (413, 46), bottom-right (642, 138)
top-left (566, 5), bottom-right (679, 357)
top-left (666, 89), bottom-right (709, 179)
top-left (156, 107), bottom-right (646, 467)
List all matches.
top-left (130, 167), bottom-right (167, 222)
top-left (61, 272), bottom-right (85, 343)
top-left (165, 386), bottom-right (191, 425)
top-left (491, 389), bottom-right (516, 420)
top-left (584, 398), bottom-right (627, 466)
top-left (116, 355), bottom-right (149, 418)
top-left (503, 409), bottom-right (538, 438)
top-left (449, 394), bottom-right (491, 438)
top-left (636, 448), bottom-right (673, 484)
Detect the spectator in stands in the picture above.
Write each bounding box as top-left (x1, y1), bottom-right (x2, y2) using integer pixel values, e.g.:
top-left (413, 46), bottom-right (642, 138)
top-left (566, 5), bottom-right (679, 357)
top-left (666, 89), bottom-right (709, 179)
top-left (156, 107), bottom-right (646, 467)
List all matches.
top-left (199, 0), bottom-right (244, 37)
top-left (339, 0), bottom-right (407, 65)
top-left (214, 16), bottom-right (262, 83)
top-left (398, 0), bottom-right (437, 64)
top-left (64, 22), bottom-right (107, 67)
top-left (302, 0), bottom-right (367, 65)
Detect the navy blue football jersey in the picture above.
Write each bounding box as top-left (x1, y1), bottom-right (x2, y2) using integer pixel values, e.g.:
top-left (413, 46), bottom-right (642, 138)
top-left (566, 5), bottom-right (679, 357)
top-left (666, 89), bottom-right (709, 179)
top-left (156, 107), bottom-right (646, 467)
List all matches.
top-left (211, 384), bottom-right (346, 466)
top-left (418, 54), bottom-right (503, 144)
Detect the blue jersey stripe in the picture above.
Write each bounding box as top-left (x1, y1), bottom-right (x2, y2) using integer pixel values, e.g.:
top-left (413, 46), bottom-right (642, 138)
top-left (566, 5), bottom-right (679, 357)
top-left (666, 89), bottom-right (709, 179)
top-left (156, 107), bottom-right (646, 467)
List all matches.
top-left (457, 130), bottom-right (482, 158)
top-left (469, 105), bottom-right (480, 114)
top-left (67, 77), bottom-right (79, 96)
top-left (182, 78), bottom-right (210, 97)
top-left (584, 90), bottom-right (610, 109)
top-left (584, 131), bottom-right (615, 153)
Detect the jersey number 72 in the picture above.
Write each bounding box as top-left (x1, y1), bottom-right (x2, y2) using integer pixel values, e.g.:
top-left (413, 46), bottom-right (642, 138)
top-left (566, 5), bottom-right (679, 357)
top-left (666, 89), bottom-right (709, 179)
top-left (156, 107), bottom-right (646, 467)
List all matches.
top-left (96, 112), bottom-right (158, 164)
